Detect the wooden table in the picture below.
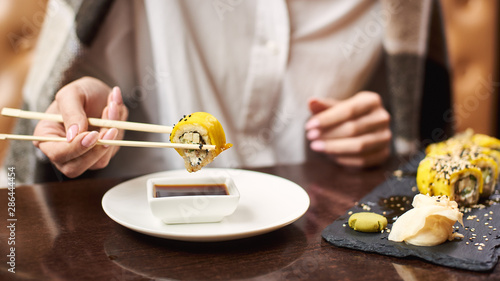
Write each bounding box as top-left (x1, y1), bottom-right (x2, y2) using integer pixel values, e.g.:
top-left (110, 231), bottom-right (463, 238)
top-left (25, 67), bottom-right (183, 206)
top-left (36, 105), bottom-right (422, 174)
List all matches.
top-left (1, 156), bottom-right (498, 280)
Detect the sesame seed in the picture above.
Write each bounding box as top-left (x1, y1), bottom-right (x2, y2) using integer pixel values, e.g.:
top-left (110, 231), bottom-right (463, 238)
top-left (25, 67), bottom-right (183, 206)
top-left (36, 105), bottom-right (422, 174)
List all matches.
top-left (348, 211), bottom-right (353, 215)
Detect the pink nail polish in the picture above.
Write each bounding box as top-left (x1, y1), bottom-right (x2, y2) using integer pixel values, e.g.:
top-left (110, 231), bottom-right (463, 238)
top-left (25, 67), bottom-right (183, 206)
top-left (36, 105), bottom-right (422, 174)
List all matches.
top-left (307, 129), bottom-right (320, 140)
top-left (102, 128), bottom-right (118, 148)
top-left (108, 101), bottom-right (118, 120)
top-left (112, 87), bottom-right (123, 104)
top-left (66, 124), bottom-right (79, 142)
top-left (310, 140), bottom-right (325, 152)
top-left (81, 131), bottom-right (99, 148)
top-left (305, 118), bottom-right (320, 130)
top-left (103, 128), bottom-right (118, 140)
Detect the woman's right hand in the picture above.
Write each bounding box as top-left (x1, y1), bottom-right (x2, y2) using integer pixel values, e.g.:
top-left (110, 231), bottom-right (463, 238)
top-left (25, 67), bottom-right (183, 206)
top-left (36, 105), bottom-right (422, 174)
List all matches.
top-left (33, 76), bottom-right (128, 178)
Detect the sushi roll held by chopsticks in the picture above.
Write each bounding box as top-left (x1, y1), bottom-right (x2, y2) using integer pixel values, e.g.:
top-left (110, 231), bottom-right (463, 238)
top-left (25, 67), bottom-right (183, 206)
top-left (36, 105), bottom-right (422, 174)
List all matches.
top-left (0, 108), bottom-right (232, 172)
top-left (170, 112), bottom-right (232, 172)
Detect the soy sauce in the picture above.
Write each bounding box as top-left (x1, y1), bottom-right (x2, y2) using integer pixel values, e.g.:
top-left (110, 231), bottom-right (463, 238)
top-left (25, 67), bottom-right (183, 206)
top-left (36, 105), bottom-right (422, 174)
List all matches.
top-left (154, 183), bottom-right (229, 198)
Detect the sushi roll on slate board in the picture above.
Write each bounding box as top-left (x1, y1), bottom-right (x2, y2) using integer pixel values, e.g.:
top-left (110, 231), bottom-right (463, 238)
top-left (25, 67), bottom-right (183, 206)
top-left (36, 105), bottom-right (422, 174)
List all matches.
top-left (422, 129), bottom-right (500, 201)
top-left (417, 156), bottom-right (483, 206)
top-left (463, 149), bottom-right (499, 198)
top-left (427, 146), bottom-right (499, 198)
top-left (170, 112), bottom-right (232, 172)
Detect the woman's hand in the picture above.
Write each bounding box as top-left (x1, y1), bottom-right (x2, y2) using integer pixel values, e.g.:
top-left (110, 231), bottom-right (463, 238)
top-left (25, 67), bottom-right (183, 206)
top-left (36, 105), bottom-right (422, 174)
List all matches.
top-left (305, 91), bottom-right (391, 167)
top-left (33, 76), bottom-right (128, 178)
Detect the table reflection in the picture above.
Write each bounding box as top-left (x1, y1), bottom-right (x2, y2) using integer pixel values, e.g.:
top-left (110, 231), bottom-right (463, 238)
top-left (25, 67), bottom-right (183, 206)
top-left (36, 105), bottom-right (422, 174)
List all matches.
top-left (104, 224), bottom-right (307, 280)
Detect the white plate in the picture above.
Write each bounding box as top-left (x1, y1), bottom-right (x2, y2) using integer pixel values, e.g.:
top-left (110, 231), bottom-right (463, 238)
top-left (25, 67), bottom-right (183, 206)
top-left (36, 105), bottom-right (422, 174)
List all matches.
top-left (102, 168), bottom-right (310, 242)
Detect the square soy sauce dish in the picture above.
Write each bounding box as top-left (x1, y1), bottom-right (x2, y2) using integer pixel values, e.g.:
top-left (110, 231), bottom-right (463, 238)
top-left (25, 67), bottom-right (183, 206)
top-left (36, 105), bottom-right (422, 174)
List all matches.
top-left (147, 175), bottom-right (240, 224)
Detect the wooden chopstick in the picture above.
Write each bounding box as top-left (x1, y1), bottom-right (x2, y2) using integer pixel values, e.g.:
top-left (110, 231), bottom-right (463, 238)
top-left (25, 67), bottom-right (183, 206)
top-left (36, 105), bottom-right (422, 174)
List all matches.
top-left (1, 108), bottom-right (173, 134)
top-left (0, 134), bottom-right (215, 150)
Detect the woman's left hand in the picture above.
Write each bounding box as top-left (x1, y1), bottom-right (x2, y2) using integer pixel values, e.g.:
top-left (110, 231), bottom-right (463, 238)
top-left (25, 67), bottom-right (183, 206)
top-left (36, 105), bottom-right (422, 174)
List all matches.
top-left (305, 91), bottom-right (392, 167)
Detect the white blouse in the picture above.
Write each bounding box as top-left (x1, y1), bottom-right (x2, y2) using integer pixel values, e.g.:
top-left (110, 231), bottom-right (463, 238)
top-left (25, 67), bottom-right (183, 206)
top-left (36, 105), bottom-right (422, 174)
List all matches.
top-left (25, 0), bottom-right (383, 179)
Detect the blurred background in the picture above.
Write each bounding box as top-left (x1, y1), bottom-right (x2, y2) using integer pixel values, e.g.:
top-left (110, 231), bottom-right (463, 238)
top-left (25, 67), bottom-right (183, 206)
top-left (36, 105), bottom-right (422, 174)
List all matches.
top-left (441, 0), bottom-right (499, 136)
top-left (0, 0), bottom-right (47, 167)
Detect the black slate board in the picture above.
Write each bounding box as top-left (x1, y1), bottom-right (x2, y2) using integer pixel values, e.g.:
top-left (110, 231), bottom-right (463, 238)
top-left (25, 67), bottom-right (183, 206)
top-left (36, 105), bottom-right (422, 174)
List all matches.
top-left (322, 155), bottom-right (500, 271)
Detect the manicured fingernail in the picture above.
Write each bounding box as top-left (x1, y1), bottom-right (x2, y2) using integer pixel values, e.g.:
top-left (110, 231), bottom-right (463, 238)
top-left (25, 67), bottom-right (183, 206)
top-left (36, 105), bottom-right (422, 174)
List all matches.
top-left (307, 129), bottom-right (320, 140)
top-left (310, 140), bottom-right (325, 152)
top-left (305, 118), bottom-right (320, 130)
top-left (66, 124), bottom-right (79, 142)
top-left (102, 128), bottom-right (118, 148)
top-left (112, 86), bottom-right (123, 104)
top-left (81, 131), bottom-right (99, 148)
top-left (108, 101), bottom-right (118, 120)
top-left (103, 128), bottom-right (118, 140)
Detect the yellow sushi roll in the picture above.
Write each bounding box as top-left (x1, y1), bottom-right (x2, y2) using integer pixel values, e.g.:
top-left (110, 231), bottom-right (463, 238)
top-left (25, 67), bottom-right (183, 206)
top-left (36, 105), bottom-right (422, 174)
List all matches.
top-left (170, 112), bottom-right (232, 172)
top-left (427, 144), bottom-right (499, 198)
top-left (464, 147), bottom-right (499, 198)
top-left (474, 147), bottom-right (500, 169)
top-left (472, 134), bottom-right (500, 151)
top-left (468, 155), bottom-right (498, 197)
top-left (416, 156), bottom-right (483, 206)
top-left (425, 129), bottom-right (474, 155)
top-left (425, 141), bottom-right (449, 155)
